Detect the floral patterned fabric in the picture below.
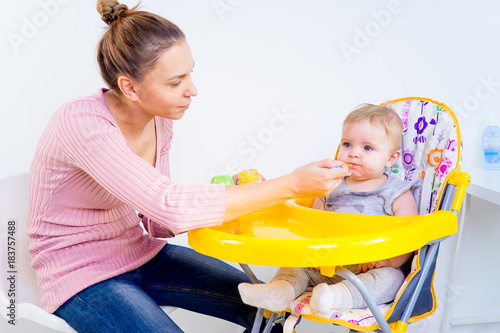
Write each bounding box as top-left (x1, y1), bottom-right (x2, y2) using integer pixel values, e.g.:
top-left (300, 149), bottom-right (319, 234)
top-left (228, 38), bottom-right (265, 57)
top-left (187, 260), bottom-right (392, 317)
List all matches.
top-left (288, 98), bottom-right (462, 331)
top-left (384, 98), bottom-right (462, 214)
top-left (291, 288), bottom-right (392, 330)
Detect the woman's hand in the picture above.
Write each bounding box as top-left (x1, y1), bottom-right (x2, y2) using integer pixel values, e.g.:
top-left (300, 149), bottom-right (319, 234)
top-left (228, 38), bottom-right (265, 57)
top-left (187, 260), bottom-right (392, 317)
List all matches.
top-left (223, 159), bottom-right (348, 222)
top-left (286, 159), bottom-right (349, 198)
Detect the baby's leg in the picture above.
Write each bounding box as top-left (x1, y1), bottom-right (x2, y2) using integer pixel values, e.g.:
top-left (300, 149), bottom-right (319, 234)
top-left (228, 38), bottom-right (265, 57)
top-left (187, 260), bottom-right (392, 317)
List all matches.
top-left (308, 264), bottom-right (355, 312)
top-left (347, 266), bottom-right (405, 308)
top-left (310, 267), bottom-right (405, 312)
top-left (238, 267), bottom-right (309, 311)
top-left (310, 282), bottom-right (354, 312)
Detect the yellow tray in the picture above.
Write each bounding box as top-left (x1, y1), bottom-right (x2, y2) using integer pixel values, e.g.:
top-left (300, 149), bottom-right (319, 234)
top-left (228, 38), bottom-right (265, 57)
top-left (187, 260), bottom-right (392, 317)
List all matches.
top-left (188, 198), bottom-right (457, 268)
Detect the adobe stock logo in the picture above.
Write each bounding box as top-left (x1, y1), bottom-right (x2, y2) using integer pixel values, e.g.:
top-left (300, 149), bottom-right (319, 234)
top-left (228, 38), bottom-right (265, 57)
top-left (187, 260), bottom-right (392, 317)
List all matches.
top-left (453, 74), bottom-right (500, 122)
top-left (209, 106), bottom-right (296, 179)
top-left (339, 0), bottom-right (407, 63)
top-left (7, 0), bottom-right (72, 53)
top-left (213, 0), bottom-right (243, 20)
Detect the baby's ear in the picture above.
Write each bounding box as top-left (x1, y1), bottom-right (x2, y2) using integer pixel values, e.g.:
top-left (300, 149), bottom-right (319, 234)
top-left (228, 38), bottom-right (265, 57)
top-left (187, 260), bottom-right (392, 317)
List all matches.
top-left (385, 150), bottom-right (400, 168)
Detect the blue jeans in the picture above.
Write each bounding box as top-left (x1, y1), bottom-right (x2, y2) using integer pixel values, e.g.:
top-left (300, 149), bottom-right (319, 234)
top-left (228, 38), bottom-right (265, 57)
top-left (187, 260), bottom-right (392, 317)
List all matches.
top-left (55, 244), bottom-right (282, 333)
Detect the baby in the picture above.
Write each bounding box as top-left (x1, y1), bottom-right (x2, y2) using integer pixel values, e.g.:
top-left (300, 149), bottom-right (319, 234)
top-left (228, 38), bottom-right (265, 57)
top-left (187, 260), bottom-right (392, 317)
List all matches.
top-left (239, 104), bottom-right (420, 312)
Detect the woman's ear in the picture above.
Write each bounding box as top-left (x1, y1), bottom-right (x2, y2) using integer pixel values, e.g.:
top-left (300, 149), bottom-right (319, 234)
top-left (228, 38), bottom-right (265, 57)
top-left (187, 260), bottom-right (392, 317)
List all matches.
top-left (385, 150), bottom-right (401, 168)
top-left (117, 75), bottom-right (138, 102)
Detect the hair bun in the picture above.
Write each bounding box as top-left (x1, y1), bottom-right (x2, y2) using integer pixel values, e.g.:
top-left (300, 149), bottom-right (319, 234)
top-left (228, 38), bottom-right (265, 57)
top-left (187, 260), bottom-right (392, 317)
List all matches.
top-left (97, 0), bottom-right (129, 26)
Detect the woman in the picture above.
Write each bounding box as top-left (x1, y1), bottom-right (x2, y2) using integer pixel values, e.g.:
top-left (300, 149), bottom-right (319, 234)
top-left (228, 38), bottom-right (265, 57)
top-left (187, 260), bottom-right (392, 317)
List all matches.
top-left (26, 1), bottom-right (348, 332)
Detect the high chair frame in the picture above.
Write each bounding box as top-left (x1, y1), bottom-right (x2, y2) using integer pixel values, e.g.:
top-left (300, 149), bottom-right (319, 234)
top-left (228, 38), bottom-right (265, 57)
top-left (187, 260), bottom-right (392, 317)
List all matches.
top-left (189, 97), bottom-right (471, 333)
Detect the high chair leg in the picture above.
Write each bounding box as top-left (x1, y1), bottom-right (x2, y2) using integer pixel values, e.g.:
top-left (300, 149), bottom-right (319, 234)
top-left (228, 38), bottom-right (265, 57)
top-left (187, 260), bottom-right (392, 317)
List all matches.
top-left (262, 312), bottom-right (281, 333)
top-left (240, 263), bottom-right (260, 284)
top-left (399, 242), bottom-right (439, 324)
top-left (391, 321), bottom-right (409, 332)
top-left (335, 267), bottom-right (392, 333)
top-left (239, 263), bottom-right (265, 333)
top-left (251, 308), bottom-right (265, 333)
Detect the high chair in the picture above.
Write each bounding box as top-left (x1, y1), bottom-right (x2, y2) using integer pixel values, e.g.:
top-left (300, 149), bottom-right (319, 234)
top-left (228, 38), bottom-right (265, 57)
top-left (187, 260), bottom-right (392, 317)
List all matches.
top-left (188, 97), bottom-right (470, 333)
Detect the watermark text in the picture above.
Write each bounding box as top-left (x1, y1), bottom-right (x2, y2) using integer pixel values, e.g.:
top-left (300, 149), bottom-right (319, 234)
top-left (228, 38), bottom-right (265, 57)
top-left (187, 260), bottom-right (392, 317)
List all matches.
top-left (5, 220), bottom-right (17, 325)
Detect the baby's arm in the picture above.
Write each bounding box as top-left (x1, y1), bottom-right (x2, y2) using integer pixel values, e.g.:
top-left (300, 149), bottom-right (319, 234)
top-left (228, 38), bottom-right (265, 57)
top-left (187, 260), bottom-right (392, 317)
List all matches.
top-left (391, 190), bottom-right (418, 217)
top-left (358, 190), bottom-right (418, 273)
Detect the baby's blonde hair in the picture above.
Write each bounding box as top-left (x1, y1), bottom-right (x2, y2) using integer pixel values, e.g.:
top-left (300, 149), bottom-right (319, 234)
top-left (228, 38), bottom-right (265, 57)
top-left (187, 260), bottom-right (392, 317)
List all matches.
top-left (343, 104), bottom-right (403, 152)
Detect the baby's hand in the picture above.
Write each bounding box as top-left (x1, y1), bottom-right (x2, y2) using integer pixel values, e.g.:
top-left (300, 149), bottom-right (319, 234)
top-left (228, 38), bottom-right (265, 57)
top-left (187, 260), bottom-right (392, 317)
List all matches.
top-left (357, 260), bottom-right (390, 273)
top-left (307, 267), bottom-right (320, 272)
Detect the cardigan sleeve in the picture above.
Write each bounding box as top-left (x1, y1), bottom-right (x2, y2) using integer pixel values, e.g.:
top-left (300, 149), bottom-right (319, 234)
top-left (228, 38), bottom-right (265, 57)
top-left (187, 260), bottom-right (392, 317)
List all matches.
top-left (56, 100), bottom-right (226, 234)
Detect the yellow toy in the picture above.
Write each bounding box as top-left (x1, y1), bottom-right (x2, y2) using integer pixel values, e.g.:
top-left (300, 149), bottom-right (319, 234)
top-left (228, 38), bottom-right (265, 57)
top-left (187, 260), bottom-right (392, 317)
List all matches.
top-left (189, 97), bottom-right (470, 333)
top-left (237, 169), bottom-right (262, 185)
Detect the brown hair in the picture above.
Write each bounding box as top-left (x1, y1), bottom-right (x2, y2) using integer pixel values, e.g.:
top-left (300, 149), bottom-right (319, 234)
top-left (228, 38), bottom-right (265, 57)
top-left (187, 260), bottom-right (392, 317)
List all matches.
top-left (343, 104), bottom-right (403, 152)
top-left (96, 0), bottom-right (185, 91)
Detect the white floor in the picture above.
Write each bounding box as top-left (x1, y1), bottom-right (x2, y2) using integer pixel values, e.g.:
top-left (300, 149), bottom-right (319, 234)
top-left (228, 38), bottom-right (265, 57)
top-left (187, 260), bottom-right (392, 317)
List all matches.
top-left (3, 311), bottom-right (500, 333)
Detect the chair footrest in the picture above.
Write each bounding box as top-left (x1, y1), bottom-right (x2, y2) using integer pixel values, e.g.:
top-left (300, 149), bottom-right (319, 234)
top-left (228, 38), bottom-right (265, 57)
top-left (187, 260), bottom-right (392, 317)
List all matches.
top-left (290, 291), bottom-right (392, 331)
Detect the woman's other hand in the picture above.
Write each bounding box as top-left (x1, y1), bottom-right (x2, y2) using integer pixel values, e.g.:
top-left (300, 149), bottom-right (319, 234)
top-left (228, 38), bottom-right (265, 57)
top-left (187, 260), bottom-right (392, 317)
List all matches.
top-left (223, 159), bottom-right (347, 222)
top-left (232, 173), bottom-right (266, 185)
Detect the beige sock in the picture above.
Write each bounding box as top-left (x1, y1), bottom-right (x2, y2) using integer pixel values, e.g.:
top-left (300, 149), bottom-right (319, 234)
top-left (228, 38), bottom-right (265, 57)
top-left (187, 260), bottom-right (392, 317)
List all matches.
top-left (238, 280), bottom-right (296, 311)
top-left (310, 282), bottom-right (354, 312)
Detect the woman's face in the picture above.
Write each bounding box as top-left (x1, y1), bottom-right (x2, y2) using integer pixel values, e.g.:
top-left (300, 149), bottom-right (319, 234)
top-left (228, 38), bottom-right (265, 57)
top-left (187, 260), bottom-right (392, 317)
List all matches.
top-left (134, 40), bottom-right (198, 120)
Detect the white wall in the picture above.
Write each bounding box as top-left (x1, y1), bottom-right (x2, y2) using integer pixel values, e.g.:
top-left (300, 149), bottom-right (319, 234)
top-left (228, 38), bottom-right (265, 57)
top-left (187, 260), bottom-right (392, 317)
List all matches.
top-left (2, 0), bottom-right (500, 332)
top-left (2, 0), bottom-right (500, 180)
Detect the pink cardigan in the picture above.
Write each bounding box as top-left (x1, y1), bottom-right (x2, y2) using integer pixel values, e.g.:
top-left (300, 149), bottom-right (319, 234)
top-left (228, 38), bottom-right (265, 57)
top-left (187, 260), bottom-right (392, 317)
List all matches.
top-left (27, 89), bottom-right (226, 313)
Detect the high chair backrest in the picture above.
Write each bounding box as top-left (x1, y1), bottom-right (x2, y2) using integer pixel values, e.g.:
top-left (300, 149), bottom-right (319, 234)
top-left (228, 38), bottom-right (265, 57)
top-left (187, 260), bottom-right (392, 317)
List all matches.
top-left (381, 97), bottom-right (462, 214)
top-left (381, 97), bottom-right (463, 324)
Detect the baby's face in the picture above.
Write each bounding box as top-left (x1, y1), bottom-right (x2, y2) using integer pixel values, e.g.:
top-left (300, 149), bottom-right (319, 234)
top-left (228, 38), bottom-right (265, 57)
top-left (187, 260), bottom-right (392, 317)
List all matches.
top-left (337, 120), bottom-right (397, 181)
